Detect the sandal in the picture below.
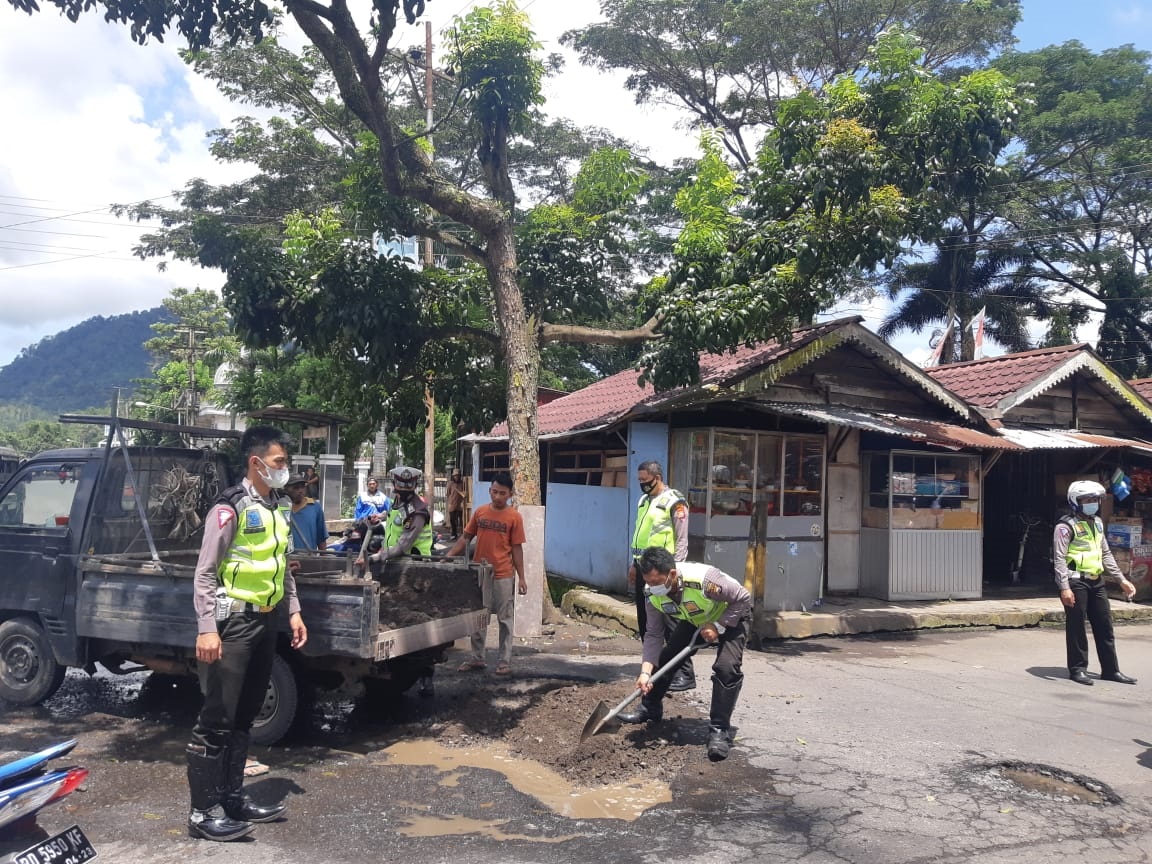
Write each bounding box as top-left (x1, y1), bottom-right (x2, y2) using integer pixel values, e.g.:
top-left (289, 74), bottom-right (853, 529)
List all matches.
top-left (494, 663), bottom-right (512, 676)
top-left (244, 758), bottom-right (269, 777)
top-left (457, 660), bottom-right (486, 672)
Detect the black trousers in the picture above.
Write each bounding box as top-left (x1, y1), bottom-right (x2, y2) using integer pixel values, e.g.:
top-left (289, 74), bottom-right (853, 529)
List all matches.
top-left (1065, 578), bottom-right (1120, 675)
top-left (449, 508), bottom-right (464, 537)
top-left (190, 609), bottom-right (277, 750)
top-left (647, 617), bottom-right (748, 703)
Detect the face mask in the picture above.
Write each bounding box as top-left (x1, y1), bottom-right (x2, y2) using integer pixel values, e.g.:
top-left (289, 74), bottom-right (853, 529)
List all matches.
top-left (647, 583), bottom-right (671, 597)
top-left (640, 479), bottom-right (657, 494)
top-left (1081, 502), bottom-right (1099, 516)
top-left (256, 458), bottom-right (290, 490)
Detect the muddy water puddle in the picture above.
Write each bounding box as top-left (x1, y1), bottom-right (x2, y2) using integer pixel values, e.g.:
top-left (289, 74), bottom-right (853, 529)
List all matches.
top-left (380, 738), bottom-right (672, 822)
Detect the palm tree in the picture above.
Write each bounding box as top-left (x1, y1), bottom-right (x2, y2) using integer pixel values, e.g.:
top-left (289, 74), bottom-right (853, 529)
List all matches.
top-left (879, 235), bottom-right (1047, 364)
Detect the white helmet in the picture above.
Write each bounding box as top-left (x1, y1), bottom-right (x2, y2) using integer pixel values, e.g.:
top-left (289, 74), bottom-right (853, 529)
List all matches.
top-left (1067, 480), bottom-right (1106, 510)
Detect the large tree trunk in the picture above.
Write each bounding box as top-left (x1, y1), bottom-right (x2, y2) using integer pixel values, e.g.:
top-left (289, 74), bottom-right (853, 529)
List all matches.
top-left (485, 223), bottom-right (541, 506)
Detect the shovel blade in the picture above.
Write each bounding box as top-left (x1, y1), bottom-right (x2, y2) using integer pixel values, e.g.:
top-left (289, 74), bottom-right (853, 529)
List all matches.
top-left (580, 700), bottom-right (613, 742)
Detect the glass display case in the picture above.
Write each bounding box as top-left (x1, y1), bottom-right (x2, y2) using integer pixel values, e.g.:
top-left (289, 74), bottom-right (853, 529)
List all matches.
top-left (671, 429), bottom-right (824, 521)
top-left (863, 451), bottom-right (981, 530)
top-left (670, 428), bottom-right (826, 612)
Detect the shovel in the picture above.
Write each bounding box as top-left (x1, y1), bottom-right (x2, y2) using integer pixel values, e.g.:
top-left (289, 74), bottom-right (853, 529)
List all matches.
top-left (580, 627), bottom-right (702, 742)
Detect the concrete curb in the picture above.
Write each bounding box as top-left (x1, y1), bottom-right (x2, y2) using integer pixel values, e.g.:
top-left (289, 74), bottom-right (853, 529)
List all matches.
top-left (560, 588), bottom-right (1152, 641)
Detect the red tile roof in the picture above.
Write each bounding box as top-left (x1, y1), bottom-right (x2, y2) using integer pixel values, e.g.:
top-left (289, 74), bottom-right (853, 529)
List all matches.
top-left (486, 318), bottom-right (855, 438)
top-left (1130, 378), bottom-right (1152, 401)
top-left (924, 343), bottom-right (1087, 408)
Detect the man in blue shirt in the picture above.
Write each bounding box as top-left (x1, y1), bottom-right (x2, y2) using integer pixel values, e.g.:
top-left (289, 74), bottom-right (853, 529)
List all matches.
top-left (285, 474), bottom-right (328, 551)
top-left (353, 476), bottom-right (390, 524)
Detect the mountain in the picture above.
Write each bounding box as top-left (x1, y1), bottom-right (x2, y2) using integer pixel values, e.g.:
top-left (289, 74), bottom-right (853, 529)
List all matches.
top-left (0, 309), bottom-right (169, 412)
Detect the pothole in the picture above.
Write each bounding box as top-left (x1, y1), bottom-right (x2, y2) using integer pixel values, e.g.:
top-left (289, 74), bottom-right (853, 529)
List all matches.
top-left (977, 761), bottom-right (1120, 805)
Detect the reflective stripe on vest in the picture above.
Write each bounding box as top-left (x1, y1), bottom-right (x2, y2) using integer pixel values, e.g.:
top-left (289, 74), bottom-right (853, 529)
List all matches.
top-left (647, 562), bottom-right (729, 627)
top-left (632, 487), bottom-right (685, 557)
top-left (218, 490), bottom-right (291, 607)
top-left (384, 501), bottom-right (434, 556)
top-left (1064, 515), bottom-right (1105, 576)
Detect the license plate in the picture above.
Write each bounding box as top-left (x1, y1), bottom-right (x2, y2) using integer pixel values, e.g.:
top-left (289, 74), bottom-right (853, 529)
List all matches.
top-left (14, 825), bottom-right (96, 864)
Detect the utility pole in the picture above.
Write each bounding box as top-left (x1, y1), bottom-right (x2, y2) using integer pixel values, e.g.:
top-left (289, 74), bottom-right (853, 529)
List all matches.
top-left (174, 327), bottom-right (206, 427)
top-left (422, 19), bottom-right (437, 504)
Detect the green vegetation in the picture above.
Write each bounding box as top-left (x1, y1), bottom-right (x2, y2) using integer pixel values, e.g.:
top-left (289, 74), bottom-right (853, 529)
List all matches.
top-left (0, 309), bottom-right (167, 412)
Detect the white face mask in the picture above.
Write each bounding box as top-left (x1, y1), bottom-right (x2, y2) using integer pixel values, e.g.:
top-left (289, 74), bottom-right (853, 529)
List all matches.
top-left (647, 583), bottom-right (671, 597)
top-left (256, 458), bottom-right (290, 490)
top-left (1081, 502), bottom-right (1100, 517)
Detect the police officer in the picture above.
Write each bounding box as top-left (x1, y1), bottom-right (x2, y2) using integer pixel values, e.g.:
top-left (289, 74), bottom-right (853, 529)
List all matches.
top-left (627, 460), bottom-right (694, 692)
top-left (619, 547), bottom-right (753, 760)
top-left (187, 426), bottom-right (308, 841)
top-left (1056, 480), bottom-right (1137, 686)
top-left (364, 465), bottom-right (433, 563)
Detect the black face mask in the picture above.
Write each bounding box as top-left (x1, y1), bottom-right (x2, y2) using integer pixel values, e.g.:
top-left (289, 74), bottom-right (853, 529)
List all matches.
top-left (640, 479), bottom-right (657, 494)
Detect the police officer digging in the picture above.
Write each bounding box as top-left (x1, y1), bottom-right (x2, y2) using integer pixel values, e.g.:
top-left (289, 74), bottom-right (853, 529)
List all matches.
top-left (186, 426), bottom-right (308, 842)
top-left (1056, 480), bottom-right (1137, 686)
top-left (628, 460), bottom-right (695, 692)
top-left (620, 547), bottom-right (752, 761)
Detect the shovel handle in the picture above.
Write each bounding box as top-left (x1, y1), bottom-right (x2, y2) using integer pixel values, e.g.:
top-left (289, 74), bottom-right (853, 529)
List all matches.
top-left (644, 627), bottom-right (703, 688)
top-left (604, 626), bottom-right (703, 721)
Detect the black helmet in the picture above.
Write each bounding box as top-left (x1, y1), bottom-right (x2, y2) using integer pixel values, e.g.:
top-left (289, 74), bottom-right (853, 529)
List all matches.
top-left (390, 466), bottom-right (422, 492)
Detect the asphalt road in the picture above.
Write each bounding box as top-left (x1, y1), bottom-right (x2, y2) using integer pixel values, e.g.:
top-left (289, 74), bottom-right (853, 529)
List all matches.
top-left (5, 622), bottom-right (1152, 863)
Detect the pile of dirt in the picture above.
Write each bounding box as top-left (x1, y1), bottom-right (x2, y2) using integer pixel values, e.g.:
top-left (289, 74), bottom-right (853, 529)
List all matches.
top-left (430, 678), bottom-right (704, 787)
top-left (376, 559), bottom-right (484, 627)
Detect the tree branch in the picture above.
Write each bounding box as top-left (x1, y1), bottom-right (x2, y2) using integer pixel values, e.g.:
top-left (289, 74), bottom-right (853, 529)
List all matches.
top-left (539, 315), bottom-right (662, 345)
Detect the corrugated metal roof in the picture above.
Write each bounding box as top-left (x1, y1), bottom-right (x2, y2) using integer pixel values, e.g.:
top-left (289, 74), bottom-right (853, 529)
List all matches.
top-left (759, 404), bottom-right (1021, 450)
top-left (925, 344), bottom-right (1086, 408)
top-left (997, 428), bottom-right (1152, 454)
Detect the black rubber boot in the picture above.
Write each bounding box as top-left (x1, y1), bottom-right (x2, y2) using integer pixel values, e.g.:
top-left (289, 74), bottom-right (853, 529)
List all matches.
top-left (618, 697), bottom-right (663, 725)
top-left (706, 727), bottom-right (734, 760)
top-left (221, 732), bottom-right (286, 824)
top-left (666, 660), bottom-right (697, 693)
top-left (186, 745), bottom-right (254, 841)
top-left (707, 677), bottom-right (742, 761)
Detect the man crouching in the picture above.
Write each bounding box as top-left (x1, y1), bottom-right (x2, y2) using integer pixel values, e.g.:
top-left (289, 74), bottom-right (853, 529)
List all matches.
top-left (619, 547), bottom-right (752, 760)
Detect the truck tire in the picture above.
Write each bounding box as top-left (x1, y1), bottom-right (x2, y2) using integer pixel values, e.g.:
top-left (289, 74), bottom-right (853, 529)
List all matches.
top-left (0, 617), bottom-right (66, 705)
top-left (250, 653), bottom-right (299, 747)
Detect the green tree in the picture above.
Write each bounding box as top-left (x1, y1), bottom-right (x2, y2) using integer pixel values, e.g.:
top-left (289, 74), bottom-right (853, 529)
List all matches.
top-left (879, 237), bottom-right (1043, 362)
top-left (81, 6), bottom-right (652, 503)
top-left (132, 287), bottom-right (240, 422)
top-left (644, 31), bottom-right (1021, 387)
top-left (995, 42), bottom-right (1152, 375)
top-left (563, 0), bottom-right (1021, 167)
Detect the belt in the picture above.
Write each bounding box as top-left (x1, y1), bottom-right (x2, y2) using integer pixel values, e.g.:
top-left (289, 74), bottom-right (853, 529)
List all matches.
top-left (237, 602), bottom-right (275, 614)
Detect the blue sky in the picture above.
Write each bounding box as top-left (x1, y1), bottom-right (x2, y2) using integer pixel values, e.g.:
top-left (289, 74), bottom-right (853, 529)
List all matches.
top-left (1015, 0), bottom-right (1152, 51)
top-left (1, 0), bottom-right (1152, 372)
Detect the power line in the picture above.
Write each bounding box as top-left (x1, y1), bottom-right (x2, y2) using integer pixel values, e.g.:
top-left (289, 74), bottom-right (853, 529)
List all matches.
top-left (0, 249), bottom-right (122, 272)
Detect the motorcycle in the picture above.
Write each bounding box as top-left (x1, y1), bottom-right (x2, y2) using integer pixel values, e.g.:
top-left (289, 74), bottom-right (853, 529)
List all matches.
top-left (0, 740), bottom-right (94, 864)
top-left (327, 517), bottom-right (385, 557)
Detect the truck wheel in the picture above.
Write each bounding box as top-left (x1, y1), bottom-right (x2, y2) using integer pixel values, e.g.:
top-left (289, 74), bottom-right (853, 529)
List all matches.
top-left (0, 617), bottom-right (66, 705)
top-left (250, 654), bottom-right (298, 747)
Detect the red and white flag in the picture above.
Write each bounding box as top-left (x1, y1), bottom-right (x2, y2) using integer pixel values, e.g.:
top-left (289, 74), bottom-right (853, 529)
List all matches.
top-left (925, 321), bottom-right (952, 368)
top-left (970, 306), bottom-right (987, 360)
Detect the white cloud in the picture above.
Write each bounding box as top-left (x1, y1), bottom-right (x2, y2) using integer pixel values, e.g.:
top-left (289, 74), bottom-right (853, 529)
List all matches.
top-left (0, 12), bottom-right (247, 368)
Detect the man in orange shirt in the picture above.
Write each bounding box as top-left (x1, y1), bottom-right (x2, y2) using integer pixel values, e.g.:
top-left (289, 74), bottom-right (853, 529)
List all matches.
top-left (446, 471), bottom-right (527, 676)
